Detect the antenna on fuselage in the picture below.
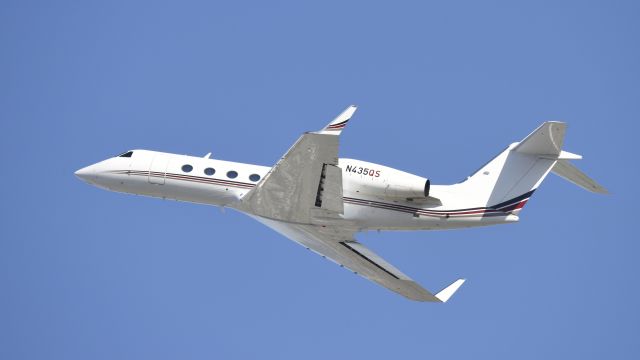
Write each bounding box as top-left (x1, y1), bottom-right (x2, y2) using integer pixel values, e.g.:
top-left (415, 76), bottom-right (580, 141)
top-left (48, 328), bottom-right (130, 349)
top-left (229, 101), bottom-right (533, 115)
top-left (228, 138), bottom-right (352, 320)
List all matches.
top-left (203, 152), bottom-right (212, 159)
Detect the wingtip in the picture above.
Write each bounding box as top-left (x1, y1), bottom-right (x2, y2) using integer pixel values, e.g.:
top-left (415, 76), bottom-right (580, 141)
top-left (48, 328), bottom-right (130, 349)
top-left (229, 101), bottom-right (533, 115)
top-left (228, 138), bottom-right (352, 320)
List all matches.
top-left (435, 278), bottom-right (466, 303)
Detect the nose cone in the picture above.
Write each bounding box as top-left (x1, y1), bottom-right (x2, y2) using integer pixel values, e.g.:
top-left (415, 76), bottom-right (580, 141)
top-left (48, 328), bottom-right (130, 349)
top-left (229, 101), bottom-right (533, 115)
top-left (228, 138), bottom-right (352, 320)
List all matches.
top-left (75, 165), bottom-right (97, 183)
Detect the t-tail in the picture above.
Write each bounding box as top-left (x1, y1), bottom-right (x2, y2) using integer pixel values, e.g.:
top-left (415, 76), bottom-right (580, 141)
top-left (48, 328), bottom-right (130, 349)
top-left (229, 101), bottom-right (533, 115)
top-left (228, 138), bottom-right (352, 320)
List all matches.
top-left (454, 122), bottom-right (607, 218)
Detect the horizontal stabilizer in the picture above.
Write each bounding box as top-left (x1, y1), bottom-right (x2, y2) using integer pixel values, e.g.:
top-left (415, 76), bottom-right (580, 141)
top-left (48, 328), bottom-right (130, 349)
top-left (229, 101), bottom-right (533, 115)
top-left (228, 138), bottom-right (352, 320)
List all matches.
top-left (552, 160), bottom-right (608, 194)
top-left (513, 121), bottom-right (566, 156)
top-left (435, 279), bottom-right (466, 303)
top-left (558, 150), bottom-right (582, 160)
top-left (541, 150), bottom-right (583, 160)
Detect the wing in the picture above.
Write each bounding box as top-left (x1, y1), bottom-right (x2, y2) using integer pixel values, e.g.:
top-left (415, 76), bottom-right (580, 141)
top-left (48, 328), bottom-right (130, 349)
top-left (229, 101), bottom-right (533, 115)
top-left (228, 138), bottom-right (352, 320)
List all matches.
top-left (251, 215), bottom-right (465, 302)
top-left (237, 105), bottom-right (357, 224)
top-left (235, 106), bottom-right (464, 301)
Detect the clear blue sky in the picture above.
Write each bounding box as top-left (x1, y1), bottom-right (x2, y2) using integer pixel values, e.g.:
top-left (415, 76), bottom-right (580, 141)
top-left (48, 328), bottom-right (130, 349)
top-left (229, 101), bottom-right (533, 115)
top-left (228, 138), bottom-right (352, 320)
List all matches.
top-left (1, 1), bottom-right (638, 359)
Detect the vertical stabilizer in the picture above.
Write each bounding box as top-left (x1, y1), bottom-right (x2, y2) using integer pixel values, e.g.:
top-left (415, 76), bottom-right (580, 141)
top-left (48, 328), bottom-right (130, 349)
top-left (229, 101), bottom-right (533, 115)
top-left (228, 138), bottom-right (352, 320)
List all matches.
top-left (454, 122), bottom-right (605, 214)
top-left (460, 121), bottom-right (592, 214)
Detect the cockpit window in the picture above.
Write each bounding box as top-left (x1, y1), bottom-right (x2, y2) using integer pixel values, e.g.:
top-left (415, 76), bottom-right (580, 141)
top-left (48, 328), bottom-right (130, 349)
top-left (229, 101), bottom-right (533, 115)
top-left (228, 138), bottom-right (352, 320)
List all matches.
top-left (117, 151), bottom-right (133, 158)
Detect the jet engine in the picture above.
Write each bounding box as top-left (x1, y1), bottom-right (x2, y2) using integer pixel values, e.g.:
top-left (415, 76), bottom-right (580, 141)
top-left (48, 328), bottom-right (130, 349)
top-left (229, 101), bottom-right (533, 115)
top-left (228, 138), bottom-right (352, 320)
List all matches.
top-left (340, 159), bottom-right (430, 200)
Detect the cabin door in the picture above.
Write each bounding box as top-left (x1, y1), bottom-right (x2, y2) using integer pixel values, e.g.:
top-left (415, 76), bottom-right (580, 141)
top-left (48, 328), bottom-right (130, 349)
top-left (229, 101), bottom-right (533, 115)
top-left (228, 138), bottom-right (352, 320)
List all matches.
top-left (148, 155), bottom-right (169, 184)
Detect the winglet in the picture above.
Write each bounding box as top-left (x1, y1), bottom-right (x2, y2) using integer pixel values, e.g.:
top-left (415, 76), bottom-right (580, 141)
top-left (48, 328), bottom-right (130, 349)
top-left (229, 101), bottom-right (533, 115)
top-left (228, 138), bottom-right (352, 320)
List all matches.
top-left (318, 105), bottom-right (357, 135)
top-left (435, 278), bottom-right (466, 303)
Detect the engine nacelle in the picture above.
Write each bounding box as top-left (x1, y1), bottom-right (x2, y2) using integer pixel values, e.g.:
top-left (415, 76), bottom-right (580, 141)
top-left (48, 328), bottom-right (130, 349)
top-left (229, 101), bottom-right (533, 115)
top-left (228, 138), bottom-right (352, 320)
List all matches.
top-left (340, 159), bottom-right (430, 200)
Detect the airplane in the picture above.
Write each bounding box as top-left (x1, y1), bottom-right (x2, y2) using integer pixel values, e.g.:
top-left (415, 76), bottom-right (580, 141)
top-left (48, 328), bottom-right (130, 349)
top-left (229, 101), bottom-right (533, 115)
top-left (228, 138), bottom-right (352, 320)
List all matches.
top-left (75, 105), bottom-right (607, 302)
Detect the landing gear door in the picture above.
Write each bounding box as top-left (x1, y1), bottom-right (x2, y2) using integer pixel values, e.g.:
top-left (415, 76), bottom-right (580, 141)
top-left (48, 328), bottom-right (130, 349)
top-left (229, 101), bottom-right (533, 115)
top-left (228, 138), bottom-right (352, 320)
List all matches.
top-left (149, 155), bottom-right (169, 184)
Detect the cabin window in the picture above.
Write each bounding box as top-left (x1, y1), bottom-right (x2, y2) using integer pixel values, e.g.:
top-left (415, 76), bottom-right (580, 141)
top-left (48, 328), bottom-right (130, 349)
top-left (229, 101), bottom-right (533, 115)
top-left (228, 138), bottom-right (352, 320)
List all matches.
top-left (182, 164), bottom-right (193, 173)
top-left (249, 174), bottom-right (261, 182)
top-left (117, 151), bottom-right (133, 158)
top-left (204, 167), bottom-right (215, 176)
top-left (227, 171), bottom-right (238, 179)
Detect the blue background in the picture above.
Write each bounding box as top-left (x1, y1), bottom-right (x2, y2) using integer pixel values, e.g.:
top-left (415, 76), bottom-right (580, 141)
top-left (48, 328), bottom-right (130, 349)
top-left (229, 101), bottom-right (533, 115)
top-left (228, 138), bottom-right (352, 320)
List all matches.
top-left (1, 1), bottom-right (638, 359)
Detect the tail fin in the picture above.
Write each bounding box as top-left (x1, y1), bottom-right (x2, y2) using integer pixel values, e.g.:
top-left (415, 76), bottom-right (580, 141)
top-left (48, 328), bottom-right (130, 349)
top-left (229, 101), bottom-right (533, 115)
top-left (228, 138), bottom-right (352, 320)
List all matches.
top-left (457, 122), bottom-right (606, 214)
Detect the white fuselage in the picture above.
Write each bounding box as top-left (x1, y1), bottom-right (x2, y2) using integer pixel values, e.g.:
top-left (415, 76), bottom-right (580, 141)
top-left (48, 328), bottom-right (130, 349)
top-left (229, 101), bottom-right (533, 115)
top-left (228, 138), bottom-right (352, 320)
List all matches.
top-left (75, 149), bottom-right (517, 231)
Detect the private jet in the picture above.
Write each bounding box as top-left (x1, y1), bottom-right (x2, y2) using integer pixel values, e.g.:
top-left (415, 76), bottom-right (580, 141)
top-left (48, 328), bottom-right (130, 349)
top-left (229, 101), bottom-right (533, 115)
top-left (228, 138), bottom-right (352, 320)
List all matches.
top-left (75, 106), bottom-right (606, 302)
